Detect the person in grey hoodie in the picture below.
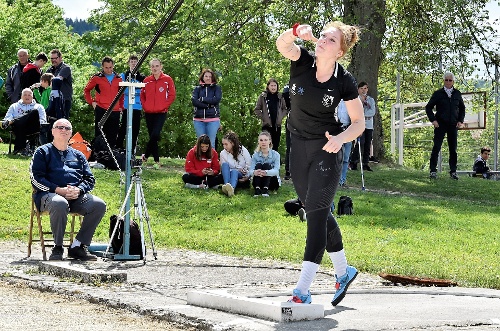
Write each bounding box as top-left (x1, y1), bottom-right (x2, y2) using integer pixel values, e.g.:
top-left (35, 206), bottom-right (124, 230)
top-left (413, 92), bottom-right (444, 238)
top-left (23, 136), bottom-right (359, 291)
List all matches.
top-left (2, 88), bottom-right (47, 155)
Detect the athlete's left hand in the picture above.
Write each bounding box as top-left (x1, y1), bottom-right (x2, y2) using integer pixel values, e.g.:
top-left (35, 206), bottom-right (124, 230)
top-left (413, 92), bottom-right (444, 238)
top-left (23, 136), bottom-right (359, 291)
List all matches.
top-left (322, 131), bottom-right (342, 153)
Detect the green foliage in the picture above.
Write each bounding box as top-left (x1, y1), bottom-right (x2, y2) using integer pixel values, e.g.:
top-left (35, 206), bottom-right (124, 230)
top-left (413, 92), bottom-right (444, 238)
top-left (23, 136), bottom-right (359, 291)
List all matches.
top-left (0, 0), bottom-right (99, 142)
top-left (1, 144), bottom-right (499, 289)
top-left (2, 0), bottom-right (499, 166)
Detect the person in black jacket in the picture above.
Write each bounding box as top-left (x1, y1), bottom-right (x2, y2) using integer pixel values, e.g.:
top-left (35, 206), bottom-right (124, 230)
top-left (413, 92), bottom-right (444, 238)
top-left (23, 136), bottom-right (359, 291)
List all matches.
top-left (191, 68), bottom-right (222, 148)
top-left (425, 72), bottom-right (466, 180)
top-left (473, 146), bottom-right (492, 179)
top-left (5, 48), bottom-right (30, 103)
top-left (21, 52), bottom-right (48, 90)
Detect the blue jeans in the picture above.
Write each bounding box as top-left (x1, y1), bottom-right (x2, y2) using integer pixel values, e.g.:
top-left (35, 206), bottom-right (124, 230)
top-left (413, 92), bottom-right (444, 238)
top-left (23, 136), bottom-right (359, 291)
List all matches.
top-left (221, 162), bottom-right (243, 188)
top-left (339, 141), bottom-right (352, 185)
top-left (193, 120), bottom-right (220, 147)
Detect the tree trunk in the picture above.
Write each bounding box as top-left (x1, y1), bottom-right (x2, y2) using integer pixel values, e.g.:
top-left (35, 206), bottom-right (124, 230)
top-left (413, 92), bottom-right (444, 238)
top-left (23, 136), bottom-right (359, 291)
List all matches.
top-left (344, 0), bottom-right (387, 160)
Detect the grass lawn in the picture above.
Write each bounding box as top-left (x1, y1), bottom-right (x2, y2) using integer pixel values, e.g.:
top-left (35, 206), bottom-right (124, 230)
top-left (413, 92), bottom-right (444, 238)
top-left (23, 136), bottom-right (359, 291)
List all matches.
top-left (0, 143), bottom-right (498, 289)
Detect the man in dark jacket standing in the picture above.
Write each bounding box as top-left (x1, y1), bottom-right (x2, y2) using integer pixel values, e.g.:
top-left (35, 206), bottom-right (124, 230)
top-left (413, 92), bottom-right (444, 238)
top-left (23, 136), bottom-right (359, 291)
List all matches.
top-left (46, 49), bottom-right (73, 119)
top-left (426, 72), bottom-right (466, 180)
top-left (5, 48), bottom-right (30, 103)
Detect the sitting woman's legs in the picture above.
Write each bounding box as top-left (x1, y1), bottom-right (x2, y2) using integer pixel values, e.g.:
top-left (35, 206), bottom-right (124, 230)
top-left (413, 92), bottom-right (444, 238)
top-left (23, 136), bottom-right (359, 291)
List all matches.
top-left (182, 173), bottom-right (203, 185)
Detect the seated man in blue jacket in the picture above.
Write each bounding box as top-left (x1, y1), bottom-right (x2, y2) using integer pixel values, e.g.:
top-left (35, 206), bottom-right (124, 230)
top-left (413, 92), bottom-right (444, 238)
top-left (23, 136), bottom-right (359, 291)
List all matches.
top-left (30, 118), bottom-right (106, 260)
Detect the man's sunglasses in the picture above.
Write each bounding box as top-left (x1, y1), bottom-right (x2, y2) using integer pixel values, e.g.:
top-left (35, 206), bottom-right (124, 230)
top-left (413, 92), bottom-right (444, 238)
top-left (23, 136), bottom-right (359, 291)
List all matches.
top-left (53, 125), bottom-right (72, 131)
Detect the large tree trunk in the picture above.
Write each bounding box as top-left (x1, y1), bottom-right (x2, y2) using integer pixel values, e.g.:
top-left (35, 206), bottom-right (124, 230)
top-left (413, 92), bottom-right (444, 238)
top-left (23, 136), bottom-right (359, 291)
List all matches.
top-left (344, 0), bottom-right (387, 160)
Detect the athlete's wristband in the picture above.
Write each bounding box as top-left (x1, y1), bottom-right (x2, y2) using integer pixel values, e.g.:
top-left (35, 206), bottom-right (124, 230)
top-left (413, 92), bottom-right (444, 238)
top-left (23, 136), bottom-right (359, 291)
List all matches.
top-left (292, 23), bottom-right (300, 37)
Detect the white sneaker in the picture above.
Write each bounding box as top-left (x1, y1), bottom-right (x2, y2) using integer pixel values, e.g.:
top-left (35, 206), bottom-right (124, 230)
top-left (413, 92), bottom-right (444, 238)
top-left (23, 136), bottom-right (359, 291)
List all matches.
top-left (298, 208), bottom-right (307, 222)
top-left (222, 183), bottom-right (233, 196)
top-left (226, 184), bottom-right (234, 197)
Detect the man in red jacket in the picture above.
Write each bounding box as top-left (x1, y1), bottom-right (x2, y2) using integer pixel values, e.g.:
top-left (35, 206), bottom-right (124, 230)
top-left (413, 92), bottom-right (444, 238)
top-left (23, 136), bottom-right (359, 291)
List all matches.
top-left (140, 59), bottom-right (176, 168)
top-left (84, 56), bottom-right (124, 149)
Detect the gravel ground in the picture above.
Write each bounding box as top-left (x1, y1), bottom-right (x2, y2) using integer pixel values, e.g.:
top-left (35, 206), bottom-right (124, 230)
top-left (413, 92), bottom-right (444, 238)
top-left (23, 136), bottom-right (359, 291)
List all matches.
top-left (0, 280), bottom-right (195, 331)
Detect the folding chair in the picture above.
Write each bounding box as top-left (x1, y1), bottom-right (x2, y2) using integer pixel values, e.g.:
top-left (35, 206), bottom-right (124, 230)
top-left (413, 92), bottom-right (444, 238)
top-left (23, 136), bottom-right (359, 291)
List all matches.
top-left (8, 130), bottom-right (40, 154)
top-left (28, 191), bottom-right (83, 260)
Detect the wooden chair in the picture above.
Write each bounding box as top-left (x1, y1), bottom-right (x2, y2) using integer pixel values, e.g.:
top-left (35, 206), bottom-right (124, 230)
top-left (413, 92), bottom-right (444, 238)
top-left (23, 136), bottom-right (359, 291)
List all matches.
top-left (28, 191), bottom-right (83, 260)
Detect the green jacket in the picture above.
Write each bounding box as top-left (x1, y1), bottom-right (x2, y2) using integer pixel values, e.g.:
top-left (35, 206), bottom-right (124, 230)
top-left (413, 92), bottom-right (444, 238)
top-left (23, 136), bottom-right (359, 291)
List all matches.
top-left (33, 87), bottom-right (51, 110)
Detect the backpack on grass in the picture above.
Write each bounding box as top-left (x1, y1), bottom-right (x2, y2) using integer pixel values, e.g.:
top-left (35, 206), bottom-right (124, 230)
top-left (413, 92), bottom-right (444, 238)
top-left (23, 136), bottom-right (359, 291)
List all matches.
top-left (337, 196), bottom-right (353, 216)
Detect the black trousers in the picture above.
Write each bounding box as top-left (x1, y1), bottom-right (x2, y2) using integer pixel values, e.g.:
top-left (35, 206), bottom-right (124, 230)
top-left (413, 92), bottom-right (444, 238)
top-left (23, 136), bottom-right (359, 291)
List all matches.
top-left (94, 106), bottom-right (120, 149)
top-left (285, 118), bottom-right (291, 174)
top-left (116, 109), bottom-right (142, 154)
top-left (182, 173), bottom-right (223, 187)
top-left (262, 125), bottom-right (281, 151)
top-left (429, 123), bottom-right (459, 173)
top-left (252, 162), bottom-right (280, 190)
top-left (290, 134), bottom-right (343, 264)
top-left (11, 111), bottom-right (40, 152)
top-left (144, 112), bottom-right (167, 162)
top-left (350, 128), bottom-right (373, 165)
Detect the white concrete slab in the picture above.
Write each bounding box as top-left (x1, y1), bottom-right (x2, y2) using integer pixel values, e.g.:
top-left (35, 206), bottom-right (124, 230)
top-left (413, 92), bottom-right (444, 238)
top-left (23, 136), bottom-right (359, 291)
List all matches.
top-left (187, 290), bottom-right (324, 322)
top-left (39, 261), bottom-right (127, 282)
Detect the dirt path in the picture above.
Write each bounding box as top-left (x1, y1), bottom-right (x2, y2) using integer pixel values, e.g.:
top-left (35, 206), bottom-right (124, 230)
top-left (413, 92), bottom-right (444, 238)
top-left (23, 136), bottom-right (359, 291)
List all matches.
top-left (0, 281), bottom-right (192, 331)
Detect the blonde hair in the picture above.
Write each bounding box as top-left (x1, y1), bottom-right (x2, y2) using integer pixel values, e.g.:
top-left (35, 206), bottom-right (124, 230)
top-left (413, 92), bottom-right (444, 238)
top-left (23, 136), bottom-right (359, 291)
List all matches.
top-left (323, 21), bottom-right (360, 58)
top-left (255, 131), bottom-right (273, 153)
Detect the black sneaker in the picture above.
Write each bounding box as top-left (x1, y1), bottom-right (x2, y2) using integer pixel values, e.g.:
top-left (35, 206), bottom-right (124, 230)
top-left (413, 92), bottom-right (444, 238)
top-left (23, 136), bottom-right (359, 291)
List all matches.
top-left (450, 172), bottom-right (459, 180)
top-left (49, 246), bottom-right (64, 260)
top-left (363, 164), bottom-right (373, 172)
top-left (68, 244), bottom-right (97, 261)
top-left (349, 162), bottom-right (357, 170)
top-left (369, 156), bottom-right (380, 163)
top-left (284, 172), bottom-right (291, 180)
top-left (261, 187), bottom-right (269, 197)
top-left (253, 187), bottom-right (262, 197)
top-left (429, 172), bottom-right (437, 179)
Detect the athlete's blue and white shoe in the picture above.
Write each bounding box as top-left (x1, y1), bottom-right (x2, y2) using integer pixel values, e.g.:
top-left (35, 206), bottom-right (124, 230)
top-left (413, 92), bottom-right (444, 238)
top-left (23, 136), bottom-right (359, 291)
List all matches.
top-left (288, 288), bottom-right (312, 304)
top-left (331, 265), bottom-right (358, 306)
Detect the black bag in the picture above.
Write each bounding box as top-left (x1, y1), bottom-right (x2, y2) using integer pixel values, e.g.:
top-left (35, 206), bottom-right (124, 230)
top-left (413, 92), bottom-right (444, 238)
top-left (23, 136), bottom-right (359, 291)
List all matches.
top-left (95, 148), bottom-right (126, 170)
top-left (92, 135), bottom-right (126, 170)
top-left (109, 215), bottom-right (144, 258)
top-left (337, 196), bottom-right (353, 216)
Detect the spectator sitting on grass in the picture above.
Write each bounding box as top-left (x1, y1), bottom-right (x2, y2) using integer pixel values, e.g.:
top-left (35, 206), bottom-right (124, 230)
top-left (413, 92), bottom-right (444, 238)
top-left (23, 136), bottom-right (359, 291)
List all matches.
top-left (249, 131), bottom-right (281, 197)
top-left (473, 146), bottom-right (492, 179)
top-left (219, 131), bottom-right (251, 197)
top-left (182, 134), bottom-right (222, 189)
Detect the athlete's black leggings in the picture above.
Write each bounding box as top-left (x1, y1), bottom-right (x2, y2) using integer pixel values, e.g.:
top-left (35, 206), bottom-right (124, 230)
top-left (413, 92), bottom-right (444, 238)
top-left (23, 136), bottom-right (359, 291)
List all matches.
top-left (290, 134), bottom-right (344, 264)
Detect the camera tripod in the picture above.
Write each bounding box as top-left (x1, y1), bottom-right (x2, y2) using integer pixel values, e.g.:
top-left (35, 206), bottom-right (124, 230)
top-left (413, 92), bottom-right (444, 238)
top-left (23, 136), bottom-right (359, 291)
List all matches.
top-left (107, 167), bottom-right (158, 261)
